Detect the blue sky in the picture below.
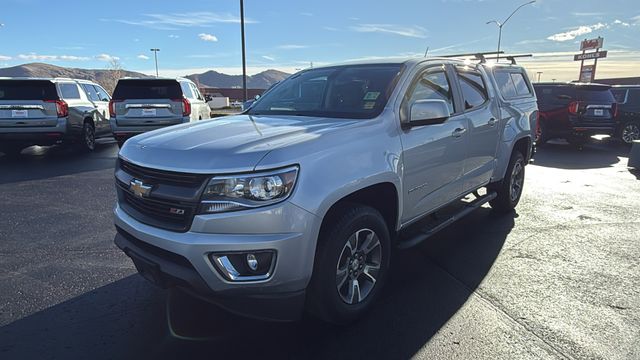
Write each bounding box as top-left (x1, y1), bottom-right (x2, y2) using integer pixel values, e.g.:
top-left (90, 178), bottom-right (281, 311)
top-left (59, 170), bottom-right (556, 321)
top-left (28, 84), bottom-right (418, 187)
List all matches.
top-left (0, 0), bottom-right (638, 81)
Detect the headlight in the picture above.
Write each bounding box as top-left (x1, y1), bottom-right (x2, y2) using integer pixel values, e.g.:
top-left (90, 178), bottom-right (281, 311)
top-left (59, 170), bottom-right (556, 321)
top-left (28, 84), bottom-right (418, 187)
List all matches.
top-left (199, 166), bottom-right (299, 213)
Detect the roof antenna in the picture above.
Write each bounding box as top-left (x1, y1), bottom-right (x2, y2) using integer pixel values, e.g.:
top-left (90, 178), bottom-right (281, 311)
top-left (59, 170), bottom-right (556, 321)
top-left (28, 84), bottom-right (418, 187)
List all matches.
top-left (424, 46), bottom-right (429, 57)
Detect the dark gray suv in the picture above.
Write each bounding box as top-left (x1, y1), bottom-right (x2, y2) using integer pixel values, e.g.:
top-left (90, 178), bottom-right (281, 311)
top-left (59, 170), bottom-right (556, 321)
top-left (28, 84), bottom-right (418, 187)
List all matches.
top-left (0, 77), bottom-right (112, 155)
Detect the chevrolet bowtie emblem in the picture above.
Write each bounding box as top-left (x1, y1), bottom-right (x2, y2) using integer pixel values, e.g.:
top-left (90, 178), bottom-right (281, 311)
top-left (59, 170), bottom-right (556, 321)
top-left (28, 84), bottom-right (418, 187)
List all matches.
top-left (129, 179), bottom-right (152, 198)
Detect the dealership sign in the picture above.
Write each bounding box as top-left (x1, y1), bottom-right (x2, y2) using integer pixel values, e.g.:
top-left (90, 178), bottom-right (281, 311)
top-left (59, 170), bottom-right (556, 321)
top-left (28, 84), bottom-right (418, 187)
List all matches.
top-left (574, 51), bottom-right (608, 61)
top-left (580, 37), bottom-right (604, 51)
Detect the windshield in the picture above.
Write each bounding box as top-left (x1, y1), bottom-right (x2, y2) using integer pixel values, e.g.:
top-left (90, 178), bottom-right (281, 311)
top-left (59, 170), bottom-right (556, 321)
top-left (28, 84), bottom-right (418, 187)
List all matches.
top-left (248, 64), bottom-right (403, 119)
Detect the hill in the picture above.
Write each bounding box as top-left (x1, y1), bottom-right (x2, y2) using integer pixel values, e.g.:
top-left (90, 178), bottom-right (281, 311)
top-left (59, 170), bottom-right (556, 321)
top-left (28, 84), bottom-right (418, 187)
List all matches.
top-left (187, 69), bottom-right (290, 89)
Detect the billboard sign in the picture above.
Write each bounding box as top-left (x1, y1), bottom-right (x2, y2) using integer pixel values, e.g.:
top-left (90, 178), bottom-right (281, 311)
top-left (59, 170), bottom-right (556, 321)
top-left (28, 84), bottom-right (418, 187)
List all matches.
top-left (574, 51), bottom-right (608, 61)
top-left (580, 37), bottom-right (604, 51)
top-left (579, 65), bottom-right (595, 83)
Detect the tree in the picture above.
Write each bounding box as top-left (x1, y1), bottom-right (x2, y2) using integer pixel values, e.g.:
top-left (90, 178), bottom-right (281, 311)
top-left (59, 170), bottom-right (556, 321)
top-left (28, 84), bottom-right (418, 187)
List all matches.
top-left (101, 58), bottom-right (123, 94)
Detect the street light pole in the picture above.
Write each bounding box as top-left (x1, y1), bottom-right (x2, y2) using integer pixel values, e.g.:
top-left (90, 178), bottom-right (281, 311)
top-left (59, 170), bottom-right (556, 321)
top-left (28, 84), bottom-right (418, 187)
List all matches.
top-left (486, 0), bottom-right (536, 62)
top-left (240, 0), bottom-right (248, 102)
top-left (536, 71), bottom-right (543, 82)
top-left (150, 48), bottom-right (160, 77)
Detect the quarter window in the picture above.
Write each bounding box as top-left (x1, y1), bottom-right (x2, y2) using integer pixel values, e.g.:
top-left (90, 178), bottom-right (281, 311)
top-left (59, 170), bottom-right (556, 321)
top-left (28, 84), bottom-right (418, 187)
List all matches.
top-left (510, 73), bottom-right (532, 96)
top-left (81, 84), bottom-right (100, 102)
top-left (94, 85), bottom-right (111, 101)
top-left (59, 83), bottom-right (81, 100)
top-left (406, 70), bottom-right (455, 114)
top-left (180, 82), bottom-right (195, 99)
top-left (456, 69), bottom-right (487, 110)
top-left (494, 71), bottom-right (532, 98)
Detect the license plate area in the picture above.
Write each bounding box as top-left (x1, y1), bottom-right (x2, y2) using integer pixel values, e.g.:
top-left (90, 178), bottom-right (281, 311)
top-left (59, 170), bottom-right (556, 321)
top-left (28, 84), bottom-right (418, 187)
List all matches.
top-left (141, 108), bottom-right (157, 116)
top-left (594, 109), bottom-right (604, 116)
top-left (12, 110), bottom-right (28, 118)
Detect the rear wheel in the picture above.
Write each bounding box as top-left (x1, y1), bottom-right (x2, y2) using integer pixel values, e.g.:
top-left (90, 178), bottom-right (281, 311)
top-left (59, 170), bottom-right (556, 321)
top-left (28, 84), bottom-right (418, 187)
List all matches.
top-left (620, 121), bottom-right (640, 145)
top-left (307, 205), bottom-right (390, 325)
top-left (489, 150), bottom-right (525, 213)
top-left (80, 122), bottom-right (96, 151)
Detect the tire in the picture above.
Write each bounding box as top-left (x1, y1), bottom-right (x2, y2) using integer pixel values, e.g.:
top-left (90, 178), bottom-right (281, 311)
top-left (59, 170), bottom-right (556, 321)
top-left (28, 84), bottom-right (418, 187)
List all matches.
top-left (307, 205), bottom-right (391, 325)
top-left (536, 120), bottom-right (548, 146)
top-left (489, 151), bottom-right (525, 213)
top-left (620, 121), bottom-right (640, 145)
top-left (80, 122), bottom-right (96, 152)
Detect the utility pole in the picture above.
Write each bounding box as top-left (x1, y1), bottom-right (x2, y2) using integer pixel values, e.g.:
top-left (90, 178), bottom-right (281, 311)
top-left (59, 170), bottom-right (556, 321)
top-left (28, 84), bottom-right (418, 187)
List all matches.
top-left (150, 48), bottom-right (160, 77)
top-left (240, 0), bottom-right (248, 102)
top-left (486, 0), bottom-right (536, 62)
top-left (536, 71), bottom-right (543, 83)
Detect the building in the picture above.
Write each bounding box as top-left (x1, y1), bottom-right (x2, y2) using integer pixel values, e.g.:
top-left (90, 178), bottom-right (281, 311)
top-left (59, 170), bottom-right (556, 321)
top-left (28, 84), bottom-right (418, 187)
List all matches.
top-left (594, 77), bottom-right (640, 86)
top-left (199, 87), bottom-right (265, 102)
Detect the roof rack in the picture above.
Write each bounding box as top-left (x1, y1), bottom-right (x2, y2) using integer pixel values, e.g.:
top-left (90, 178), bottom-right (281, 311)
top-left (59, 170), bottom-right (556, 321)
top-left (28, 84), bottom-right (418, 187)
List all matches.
top-left (440, 51), bottom-right (504, 63)
top-left (483, 54), bottom-right (533, 65)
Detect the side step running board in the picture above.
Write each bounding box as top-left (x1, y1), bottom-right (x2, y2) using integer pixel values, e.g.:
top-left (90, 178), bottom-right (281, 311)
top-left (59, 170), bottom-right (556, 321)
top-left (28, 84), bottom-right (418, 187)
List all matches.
top-left (397, 191), bottom-right (497, 249)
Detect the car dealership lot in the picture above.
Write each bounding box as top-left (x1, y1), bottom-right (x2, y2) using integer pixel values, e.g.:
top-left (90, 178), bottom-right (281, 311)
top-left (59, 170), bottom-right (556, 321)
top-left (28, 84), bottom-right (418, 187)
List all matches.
top-left (0, 140), bottom-right (638, 359)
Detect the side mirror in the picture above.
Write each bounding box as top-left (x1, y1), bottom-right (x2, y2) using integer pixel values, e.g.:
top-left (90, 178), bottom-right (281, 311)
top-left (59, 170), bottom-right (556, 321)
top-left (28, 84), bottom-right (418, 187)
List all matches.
top-left (408, 99), bottom-right (451, 126)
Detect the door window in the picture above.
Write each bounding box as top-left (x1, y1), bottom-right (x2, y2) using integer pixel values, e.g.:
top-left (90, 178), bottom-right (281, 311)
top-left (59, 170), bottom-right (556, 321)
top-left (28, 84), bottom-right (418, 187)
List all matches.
top-left (59, 83), bottom-right (81, 100)
top-left (93, 85), bottom-right (111, 101)
top-left (81, 84), bottom-right (100, 102)
top-left (456, 69), bottom-right (488, 110)
top-left (190, 84), bottom-right (204, 101)
top-left (180, 82), bottom-right (195, 99)
top-left (406, 70), bottom-right (455, 114)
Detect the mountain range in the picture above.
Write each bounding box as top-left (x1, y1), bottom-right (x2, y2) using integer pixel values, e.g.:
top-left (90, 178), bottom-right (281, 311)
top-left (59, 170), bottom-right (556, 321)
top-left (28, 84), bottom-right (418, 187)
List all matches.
top-left (0, 63), bottom-right (290, 92)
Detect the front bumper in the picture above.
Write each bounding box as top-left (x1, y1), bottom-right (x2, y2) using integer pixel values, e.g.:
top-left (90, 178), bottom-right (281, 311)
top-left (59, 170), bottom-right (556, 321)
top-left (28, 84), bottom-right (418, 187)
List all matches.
top-left (113, 202), bottom-right (320, 321)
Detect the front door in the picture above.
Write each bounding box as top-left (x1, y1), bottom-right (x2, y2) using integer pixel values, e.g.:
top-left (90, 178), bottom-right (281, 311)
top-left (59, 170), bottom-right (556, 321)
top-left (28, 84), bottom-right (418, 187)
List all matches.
top-left (400, 65), bottom-right (468, 223)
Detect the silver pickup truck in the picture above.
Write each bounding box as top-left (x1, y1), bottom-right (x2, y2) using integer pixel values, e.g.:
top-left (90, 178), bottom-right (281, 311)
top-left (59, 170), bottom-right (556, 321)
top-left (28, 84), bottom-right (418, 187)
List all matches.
top-left (113, 57), bottom-right (537, 324)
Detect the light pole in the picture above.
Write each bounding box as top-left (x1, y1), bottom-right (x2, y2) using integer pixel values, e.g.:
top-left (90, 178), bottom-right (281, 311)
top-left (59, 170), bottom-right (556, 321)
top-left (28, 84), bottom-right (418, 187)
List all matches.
top-left (486, 0), bottom-right (536, 62)
top-left (240, 0), bottom-right (248, 102)
top-left (150, 48), bottom-right (160, 77)
top-left (536, 71), bottom-right (543, 82)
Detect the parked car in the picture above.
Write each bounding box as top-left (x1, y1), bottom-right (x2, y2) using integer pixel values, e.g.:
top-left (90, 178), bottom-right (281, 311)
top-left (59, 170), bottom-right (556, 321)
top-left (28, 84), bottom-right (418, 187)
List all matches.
top-left (610, 85), bottom-right (640, 144)
top-left (113, 58), bottom-right (536, 324)
top-left (109, 77), bottom-right (211, 147)
top-left (533, 82), bottom-right (617, 146)
top-left (0, 77), bottom-right (112, 155)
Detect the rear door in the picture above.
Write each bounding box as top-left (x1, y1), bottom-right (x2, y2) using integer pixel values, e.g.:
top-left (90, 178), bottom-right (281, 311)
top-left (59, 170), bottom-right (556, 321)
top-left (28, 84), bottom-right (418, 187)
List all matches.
top-left (189, 83), bottom-right (210, 120)
top-left (0, 80), bottom-right (60, 128)
top-left (575, 86), bottom-right (616, 127)
top-left (112, 79), bottom-right (185, 127)
top-left (454, 65), bottom-right (500, 190)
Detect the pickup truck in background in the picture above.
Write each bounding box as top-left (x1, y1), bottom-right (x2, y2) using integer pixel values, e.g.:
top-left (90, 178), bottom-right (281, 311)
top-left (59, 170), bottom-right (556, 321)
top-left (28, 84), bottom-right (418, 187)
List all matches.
top-left (113, 56), bottom-right (536, 324)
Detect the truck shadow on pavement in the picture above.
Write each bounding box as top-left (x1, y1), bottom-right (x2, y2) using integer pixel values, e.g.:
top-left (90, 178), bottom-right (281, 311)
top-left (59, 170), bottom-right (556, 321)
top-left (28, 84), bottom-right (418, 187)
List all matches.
top-left (533, 140), bottom-right (630, 170)
top-left (0, 140), bottom-right (117, 185)
top-left (0, 207), bottom-right (514, 360)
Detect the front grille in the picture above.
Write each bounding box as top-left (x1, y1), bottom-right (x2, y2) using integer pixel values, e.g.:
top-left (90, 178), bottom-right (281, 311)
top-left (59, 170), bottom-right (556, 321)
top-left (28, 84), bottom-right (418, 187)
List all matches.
top-left (119, 159), bottom-right (207, 187)
top-left (117, 158), bottom-right (208, 232)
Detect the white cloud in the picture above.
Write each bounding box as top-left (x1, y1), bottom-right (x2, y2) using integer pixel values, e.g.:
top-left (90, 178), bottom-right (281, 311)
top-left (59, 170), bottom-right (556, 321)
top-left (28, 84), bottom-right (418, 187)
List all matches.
top-left (168, 34), bottom-right (180, 38)
top-left (137, 54), bottom-right (150, 60)
top-left (633, 15), bottom-right (640, 24)
top-left (300, 12), bottom-right (313, 17)
top-left (0, 55), bottom-right (12, 61)
top-left (571, 12), bottom-right (605, 17)
top-left (95, 53), bottom-right (120, 61)
top-left (102, 12), bottom-right (257, 30)
top-left (613, 19), bottom-right (630, 27)
top-left (261, 55), bottom-right (275, 61)
top-left (351, 24), bottom-right (427, 38)
top-left (277, 44), bottom-right (308, 50)
top-left (198, 33), bottom-right (218, 42)
top-left (17, 53), bottom-right (89, 61)
top-left (323, 26), bottom-right (339, 31)
top-left (546, 23), bottom-right (606, 42)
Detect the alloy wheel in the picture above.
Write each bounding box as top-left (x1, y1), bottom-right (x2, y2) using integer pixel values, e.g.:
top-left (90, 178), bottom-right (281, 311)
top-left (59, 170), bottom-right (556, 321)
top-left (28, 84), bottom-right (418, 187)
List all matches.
top-left (510, 161), bottom-right (524, 202)
top-left (336, 228), bottom-right (382, 305)
top-left (84, 124), bottom-right (95, 150)
top-left (622, 123), bottom-right (640, 144)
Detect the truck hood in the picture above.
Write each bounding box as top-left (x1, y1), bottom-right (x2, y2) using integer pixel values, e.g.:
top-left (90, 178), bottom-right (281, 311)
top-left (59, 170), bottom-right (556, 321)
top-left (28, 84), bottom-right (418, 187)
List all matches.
top-left (119, 114), bottom-right (360, 173)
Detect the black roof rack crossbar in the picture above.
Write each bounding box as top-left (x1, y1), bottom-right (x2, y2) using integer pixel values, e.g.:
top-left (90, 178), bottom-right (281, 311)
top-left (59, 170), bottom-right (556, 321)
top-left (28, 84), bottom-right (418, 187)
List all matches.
top-left (483, 54), bottom-right (533, 65)
top-left (440, 51), bottom-right (504, 63)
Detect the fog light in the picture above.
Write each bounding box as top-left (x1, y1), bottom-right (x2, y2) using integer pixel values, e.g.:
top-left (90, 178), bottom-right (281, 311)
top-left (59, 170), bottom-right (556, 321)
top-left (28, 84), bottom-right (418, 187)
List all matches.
top-left (246, 253), bottom-right (258, 271)
top-left (210, 250), bottom-right (276, 282)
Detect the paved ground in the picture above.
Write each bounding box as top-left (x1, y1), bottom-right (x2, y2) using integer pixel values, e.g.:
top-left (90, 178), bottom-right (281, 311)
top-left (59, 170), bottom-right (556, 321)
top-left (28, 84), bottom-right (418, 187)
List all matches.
top-left (0, 139), bottom-right (638, 360)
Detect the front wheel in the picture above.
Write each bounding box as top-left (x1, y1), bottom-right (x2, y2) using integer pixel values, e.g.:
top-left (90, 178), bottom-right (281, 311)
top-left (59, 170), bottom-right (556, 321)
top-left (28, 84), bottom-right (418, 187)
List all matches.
top-left (307, 205), bottom-right (390, 325)
top-left (620, 121), bottom-right (640, 145)
top-left (489, 150), bottom-right (525, 213)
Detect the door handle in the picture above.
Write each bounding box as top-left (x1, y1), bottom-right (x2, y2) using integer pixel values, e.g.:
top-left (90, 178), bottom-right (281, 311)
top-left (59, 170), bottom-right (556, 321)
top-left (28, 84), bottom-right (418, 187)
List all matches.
top-left (452, 127), bottom-right (467, 137)
top-left (488, 118), bottom-right (497, 126)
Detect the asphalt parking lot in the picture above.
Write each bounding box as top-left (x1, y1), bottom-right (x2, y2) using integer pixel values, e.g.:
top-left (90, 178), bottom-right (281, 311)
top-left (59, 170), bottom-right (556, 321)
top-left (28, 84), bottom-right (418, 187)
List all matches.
top-left (0, 139), bottom-right (638, 360)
